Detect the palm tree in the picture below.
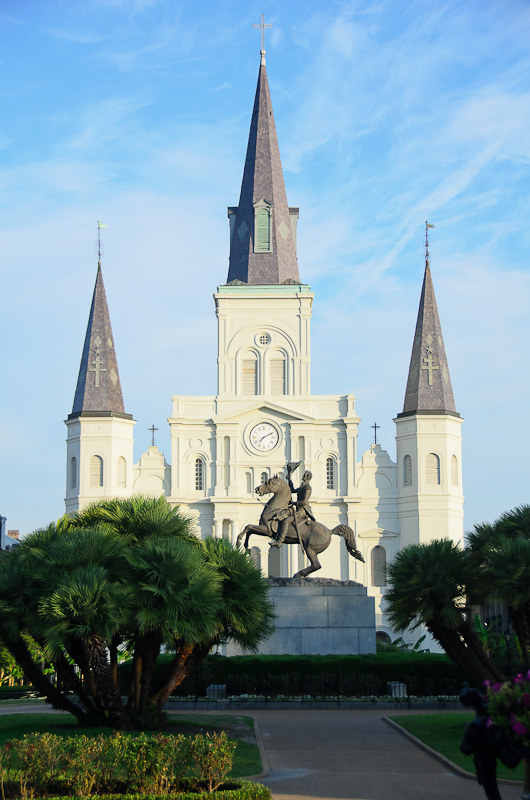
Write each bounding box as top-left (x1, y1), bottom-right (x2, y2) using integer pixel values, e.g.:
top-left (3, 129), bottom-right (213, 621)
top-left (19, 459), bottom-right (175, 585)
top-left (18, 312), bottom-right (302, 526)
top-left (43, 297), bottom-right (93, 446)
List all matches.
top-left (0, 497), bottom-right (274, 728)
top-left (150, 537), bottom-right (275, 714)
top-left (385, 539), bottom-right (503, 685)
top-left (467, 505), bottom-right (530, 668)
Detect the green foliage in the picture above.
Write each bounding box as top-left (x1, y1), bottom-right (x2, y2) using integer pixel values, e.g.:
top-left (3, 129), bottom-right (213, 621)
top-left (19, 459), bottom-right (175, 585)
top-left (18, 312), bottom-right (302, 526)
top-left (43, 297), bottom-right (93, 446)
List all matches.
top-left (0, 497), bottom-right (274, 728)
top-left (486, 670), bottom-right (530, 740)
top-left (189, 733), bottom-right (237, 794)
top-left (0, 729), bottom-right (240, 797)
top-left (16, 786), bottom-right (271, 800)
top-left (149, 652), bottom-right (468, 698)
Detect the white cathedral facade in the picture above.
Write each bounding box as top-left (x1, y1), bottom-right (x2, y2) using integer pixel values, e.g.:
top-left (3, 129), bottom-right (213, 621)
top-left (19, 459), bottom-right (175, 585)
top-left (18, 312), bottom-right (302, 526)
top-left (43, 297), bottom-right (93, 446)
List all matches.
top-left (65, 51), bottom-right (464, 644)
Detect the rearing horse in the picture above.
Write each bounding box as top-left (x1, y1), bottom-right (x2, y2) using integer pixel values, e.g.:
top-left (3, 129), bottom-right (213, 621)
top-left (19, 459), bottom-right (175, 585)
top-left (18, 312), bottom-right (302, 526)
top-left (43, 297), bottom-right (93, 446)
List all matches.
top-left (236, 475), bottom-right (365, 578)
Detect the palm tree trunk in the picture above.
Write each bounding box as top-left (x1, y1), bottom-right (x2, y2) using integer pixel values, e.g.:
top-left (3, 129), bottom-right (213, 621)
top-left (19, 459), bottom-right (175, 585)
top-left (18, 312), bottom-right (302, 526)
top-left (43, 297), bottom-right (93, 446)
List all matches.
top-left (510, 608), bottom-right (530, 669)
top-left (85, 633), bottom-right (131, 729)
top-left (54, 650), bottom-right (99, 715)
top-left (460, 621), bottom-right (505, 681)
top-left (428, 620), bottom-right (502, 686)
top-left (2, 631), bottom-right (90, 725)
top-left (127, 649), bottom-right (142, 713)
top-left (150, 642), bottom-right (202, 713)
top-left (138, 633), bottom-right (161, 718)
top-left (67, 639), bottom-right (100, 706)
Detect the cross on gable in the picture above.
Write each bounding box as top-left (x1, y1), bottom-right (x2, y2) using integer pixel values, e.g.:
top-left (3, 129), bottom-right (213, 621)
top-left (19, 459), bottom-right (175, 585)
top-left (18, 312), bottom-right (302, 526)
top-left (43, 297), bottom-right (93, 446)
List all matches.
top-left (149, 424), bottom-right (158, 447)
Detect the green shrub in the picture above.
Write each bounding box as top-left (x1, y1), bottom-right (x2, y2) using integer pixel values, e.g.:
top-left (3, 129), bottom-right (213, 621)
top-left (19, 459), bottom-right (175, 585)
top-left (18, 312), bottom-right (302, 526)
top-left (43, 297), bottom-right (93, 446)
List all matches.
top-left (0, 729), bottom-right (241, 798)
top-left (189, 732), bottom-right (237, 793)
top-left (146, 653), bottom-right (467, 698)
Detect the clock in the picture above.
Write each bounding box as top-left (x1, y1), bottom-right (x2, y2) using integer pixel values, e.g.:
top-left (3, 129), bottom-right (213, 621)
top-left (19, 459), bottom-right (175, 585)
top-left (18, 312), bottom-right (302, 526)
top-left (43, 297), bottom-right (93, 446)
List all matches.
top-left (249, 421), bottom-right (279, 452)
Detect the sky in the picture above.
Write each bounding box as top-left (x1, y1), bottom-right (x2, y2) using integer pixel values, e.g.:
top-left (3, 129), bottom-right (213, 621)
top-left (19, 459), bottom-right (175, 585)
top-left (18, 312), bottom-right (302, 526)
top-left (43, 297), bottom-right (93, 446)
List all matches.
top-left (1, 0), bottom-right (530, 537)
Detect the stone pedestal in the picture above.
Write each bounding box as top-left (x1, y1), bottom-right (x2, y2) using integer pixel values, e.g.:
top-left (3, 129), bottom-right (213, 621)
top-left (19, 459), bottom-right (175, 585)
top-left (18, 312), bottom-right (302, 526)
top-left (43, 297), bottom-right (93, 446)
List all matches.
top-left (226, 578), bottom-right (376, 656)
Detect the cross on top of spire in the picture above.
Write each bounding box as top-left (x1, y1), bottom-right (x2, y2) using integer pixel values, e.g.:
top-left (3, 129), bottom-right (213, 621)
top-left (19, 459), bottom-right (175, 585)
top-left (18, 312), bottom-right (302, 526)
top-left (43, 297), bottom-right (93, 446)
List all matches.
top-left (253, 13), bottom-right (272, 64)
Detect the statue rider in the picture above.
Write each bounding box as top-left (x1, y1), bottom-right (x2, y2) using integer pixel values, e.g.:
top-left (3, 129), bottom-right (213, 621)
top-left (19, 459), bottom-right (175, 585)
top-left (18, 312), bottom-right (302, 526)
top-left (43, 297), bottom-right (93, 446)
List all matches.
top-left (270, 462), bottom-right (315, 548)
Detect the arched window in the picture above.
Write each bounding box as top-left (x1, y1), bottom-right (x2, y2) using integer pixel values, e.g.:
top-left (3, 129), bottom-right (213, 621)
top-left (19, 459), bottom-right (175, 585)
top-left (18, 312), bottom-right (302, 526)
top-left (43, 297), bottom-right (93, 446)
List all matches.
top-left (271, 356), bottom-right (286, 395)
top-left (371, 545), bottom-right (387, 587)
top-left (70, 456), bottom-right (77, 490)
top-left (403, 455), bottom-right (412, 487)
top-left (260, 471), bottom-right (268, 485)
top-left (326, 457), bottom-right (336, 490)
top-left (117, 457), bottom-right (126, 488)
top-left (255, 207), bottom-right (271, 252)
top-left (89, 455), bottom-right (103, 488)
top-left (426, 453), bottom-right (440, 485)
top-left (246, 472), bottom-right (252, 494)
top-left (451, 455), bottom-right (458, 487)
top-left (242, 356), bottom-right (258, 394)
top-left (195, 457), bottom-right (205, 491)
top-left (250, 546), bottom-right (261, 570)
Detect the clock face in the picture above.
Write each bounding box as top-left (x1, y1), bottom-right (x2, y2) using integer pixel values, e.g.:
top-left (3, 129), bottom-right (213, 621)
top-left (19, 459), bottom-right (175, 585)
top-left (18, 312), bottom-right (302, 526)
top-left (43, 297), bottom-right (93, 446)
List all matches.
top-left (249, 422), bottom-right (279, 452)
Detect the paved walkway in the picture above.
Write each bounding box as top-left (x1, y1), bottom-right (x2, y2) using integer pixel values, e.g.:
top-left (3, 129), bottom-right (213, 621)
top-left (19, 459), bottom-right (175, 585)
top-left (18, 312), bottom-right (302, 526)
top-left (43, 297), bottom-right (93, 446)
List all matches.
top-left (251, 709), bottom-right (523, 800)
top-left (0, 705), bottom-right (523, 799)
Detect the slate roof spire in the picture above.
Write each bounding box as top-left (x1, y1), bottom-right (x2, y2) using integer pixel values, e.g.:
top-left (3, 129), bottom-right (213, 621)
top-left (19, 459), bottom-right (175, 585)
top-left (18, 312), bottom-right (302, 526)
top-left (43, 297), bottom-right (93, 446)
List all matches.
top-left (226, 52), bottom-right (300, 285)
top-left (70, 264), bottom-right (131, 419)
top-left (398, 224), bottom-right (458, 417)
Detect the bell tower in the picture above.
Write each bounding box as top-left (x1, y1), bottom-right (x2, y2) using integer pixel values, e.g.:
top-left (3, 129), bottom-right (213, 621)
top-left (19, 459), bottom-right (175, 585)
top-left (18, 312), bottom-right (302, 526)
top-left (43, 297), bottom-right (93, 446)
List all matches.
top-left (215, 46), bottom-right (313, 400)
top-left (65, 226), bottom-right (135, 513)
top-left (395, 224), bottom-right (464, 548)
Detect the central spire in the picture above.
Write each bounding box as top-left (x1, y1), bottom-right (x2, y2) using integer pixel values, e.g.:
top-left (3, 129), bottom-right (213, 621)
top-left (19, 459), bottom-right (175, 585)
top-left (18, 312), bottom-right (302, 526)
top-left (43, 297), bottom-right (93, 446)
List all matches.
top-left (226, 52), bottom-right (300, 285)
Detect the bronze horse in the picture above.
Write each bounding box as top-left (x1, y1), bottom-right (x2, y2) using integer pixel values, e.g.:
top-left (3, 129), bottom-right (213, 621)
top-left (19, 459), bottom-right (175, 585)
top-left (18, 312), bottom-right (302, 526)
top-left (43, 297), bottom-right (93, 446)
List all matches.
top-left (237, 475), bottom-right (365, 578)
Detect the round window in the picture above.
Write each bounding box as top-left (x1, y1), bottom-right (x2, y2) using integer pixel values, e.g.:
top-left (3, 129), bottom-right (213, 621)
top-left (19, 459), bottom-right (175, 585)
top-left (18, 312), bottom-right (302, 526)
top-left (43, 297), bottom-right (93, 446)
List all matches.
top-left (258, 332), bottom-right (271, 346)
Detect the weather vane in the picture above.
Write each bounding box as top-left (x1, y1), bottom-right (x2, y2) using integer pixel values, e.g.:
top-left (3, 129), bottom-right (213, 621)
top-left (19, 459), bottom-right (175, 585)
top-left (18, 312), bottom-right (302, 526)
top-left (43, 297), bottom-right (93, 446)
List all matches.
top-left (425, 221), bottom-right (434, 268)
top-left (97, 220), bottom-right (107, 269)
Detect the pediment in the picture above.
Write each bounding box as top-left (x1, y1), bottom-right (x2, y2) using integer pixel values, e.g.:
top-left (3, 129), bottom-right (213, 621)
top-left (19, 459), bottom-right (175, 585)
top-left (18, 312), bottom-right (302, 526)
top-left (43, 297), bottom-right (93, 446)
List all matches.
top-left (359, 527), bottom-right (398, 539)
top-left (214, 400), bottom-right (315, 424)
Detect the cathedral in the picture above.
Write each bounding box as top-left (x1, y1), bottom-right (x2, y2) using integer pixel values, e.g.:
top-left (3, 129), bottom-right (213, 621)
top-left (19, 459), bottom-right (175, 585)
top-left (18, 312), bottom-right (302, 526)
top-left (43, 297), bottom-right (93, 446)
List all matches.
top-left (64, 49), bottom-right (464, 643)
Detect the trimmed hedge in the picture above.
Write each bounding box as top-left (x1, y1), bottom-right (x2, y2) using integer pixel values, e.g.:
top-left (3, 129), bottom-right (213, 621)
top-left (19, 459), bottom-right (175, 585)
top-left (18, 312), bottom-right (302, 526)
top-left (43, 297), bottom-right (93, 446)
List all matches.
top-left (119, 653), bottom-right (468, 699)
top-left (24, 788), bottom-right (271, 800)
top-left (0, 730), bottom-right (248, 797)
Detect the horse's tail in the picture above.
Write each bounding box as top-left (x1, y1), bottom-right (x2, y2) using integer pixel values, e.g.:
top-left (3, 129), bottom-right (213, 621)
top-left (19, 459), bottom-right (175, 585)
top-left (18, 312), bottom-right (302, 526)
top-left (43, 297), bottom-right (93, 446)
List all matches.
top-left (332, 524), bottom-right (365, 563)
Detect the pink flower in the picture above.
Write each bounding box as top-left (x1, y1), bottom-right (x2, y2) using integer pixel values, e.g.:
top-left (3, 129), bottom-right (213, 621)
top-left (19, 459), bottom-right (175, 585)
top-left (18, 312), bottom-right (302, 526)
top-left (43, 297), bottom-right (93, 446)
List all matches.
top-left (510, 713), bottom-right (528, 736)
top-left (483, 680), bottom-right (491, 688)
top-left (492, 683), bottom-right (502, 693)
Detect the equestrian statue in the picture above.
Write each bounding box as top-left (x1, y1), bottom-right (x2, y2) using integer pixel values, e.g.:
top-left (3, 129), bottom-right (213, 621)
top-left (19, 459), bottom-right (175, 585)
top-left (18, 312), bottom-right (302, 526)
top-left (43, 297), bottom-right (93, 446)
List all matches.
top-left (236, 462), bottom-right (365, 579)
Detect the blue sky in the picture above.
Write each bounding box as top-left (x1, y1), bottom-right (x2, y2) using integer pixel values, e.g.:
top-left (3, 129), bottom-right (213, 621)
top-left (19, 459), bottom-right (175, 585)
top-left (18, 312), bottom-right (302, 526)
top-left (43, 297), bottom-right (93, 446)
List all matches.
top-left (2, 0), bottom-right (530, 535)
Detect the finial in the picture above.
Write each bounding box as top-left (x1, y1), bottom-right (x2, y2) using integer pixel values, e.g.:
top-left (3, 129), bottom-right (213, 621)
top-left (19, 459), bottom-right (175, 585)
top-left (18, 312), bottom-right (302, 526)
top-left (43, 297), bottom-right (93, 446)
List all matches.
top-left (253, 13), bottom-right (272, 62)
top-left (371, 422), bottom-right (380, 445)
top-left (425, 221), bottom-right (435, 269)
top-left (97, 220), bottom-right (107, 269)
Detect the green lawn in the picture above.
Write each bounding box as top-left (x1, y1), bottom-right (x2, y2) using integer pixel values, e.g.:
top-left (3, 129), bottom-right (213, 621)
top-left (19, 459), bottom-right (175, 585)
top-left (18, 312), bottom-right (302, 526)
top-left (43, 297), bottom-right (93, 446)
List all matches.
top-left (0, 712), bottom-right (262, 777)
top-left (389, 712), bottom-right (524, 782)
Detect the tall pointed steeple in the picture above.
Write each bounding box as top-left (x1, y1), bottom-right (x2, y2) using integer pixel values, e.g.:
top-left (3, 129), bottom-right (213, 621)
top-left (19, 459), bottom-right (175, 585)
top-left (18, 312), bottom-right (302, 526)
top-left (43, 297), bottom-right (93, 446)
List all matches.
top-left (69, 265), bottom-right (130, 419)
top-left (227, 50), bottom-right (300, 285)
top-left (398, 225), bottom-right (458, 417)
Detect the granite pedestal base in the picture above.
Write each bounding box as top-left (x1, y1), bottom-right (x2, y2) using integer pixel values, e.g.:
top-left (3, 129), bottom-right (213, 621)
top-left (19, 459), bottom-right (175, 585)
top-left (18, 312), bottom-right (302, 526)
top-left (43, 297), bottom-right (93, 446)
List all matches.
top-left (226, 578), bottom-right (376, 656)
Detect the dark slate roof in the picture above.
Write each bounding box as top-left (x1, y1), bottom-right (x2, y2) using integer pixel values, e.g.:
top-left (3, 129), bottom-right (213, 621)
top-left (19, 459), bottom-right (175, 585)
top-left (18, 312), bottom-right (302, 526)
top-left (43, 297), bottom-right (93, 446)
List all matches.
top-left (398, 264), bottom-right (458, 417)
top-left (70, 266), bottom-right (130, 418)
top-left (227, 57), bottom-right (300, 285)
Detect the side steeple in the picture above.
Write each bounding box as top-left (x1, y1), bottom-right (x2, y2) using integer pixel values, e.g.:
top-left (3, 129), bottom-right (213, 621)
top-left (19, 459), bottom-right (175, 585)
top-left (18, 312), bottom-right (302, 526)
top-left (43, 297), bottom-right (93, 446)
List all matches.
top-left (65, 226), bottom-right (134, 514)
top-left (70, 265), bottom-right (130, 419)
top-left (226, 49), bottom-right (300, 285)
top-left (394, 223), bottom-right (463, 551)
top-left (398, 224), bottom-right (458, 417)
